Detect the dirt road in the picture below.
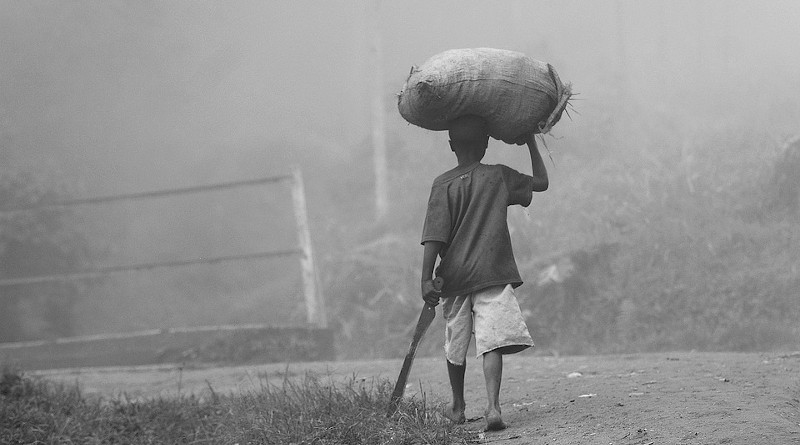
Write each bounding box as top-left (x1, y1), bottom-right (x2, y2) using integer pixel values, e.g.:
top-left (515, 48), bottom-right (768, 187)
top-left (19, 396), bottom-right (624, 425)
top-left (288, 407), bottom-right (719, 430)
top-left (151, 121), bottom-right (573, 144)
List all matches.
top-left (33, 351), bottom-right (800, 444)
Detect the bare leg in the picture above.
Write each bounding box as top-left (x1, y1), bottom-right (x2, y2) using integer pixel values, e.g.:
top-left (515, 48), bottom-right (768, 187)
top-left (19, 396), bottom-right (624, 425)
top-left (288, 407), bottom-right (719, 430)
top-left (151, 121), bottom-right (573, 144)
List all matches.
top-left (483, 350), bottom-right (506, 431)
top-left (444, 360), bottom-right (467, 424)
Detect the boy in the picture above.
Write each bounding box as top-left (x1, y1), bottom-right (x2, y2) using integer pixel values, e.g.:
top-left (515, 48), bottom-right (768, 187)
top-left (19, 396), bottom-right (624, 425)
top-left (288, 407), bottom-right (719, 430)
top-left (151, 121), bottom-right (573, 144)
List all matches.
top-left (420, 114), bottom-right (548, 431)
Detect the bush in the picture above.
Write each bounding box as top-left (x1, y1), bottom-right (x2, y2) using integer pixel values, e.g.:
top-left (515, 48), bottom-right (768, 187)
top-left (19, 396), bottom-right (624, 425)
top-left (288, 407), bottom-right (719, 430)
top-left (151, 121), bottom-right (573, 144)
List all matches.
top-left (321, 116), bottom-right (800, 358)
top-left (0, 172), bottom-right (90, 342)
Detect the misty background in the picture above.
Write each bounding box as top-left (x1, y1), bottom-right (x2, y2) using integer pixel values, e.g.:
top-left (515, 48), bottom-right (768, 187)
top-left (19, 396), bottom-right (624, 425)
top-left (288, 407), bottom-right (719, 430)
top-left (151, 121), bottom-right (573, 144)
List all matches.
top-left (1, 1), bottom-right (799, 358)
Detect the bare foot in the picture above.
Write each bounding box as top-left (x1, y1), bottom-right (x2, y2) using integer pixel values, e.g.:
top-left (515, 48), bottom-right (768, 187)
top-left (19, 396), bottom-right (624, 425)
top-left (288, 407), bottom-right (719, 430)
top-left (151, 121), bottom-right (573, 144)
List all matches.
top-left (443, 404), bottom-right (466, 424)
top-left (484, 409), bottom-right (506, 432)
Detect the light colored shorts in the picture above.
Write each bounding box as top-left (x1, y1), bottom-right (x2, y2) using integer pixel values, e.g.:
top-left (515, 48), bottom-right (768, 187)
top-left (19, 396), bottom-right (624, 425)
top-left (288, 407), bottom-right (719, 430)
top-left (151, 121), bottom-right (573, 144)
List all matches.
top-left (441, 284), bottom-right (534, 366)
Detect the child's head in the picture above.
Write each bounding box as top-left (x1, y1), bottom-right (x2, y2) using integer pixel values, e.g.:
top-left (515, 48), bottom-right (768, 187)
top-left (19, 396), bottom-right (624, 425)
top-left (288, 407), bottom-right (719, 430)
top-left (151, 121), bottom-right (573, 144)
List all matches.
top-left (448, 115), bottom-right (489, 158)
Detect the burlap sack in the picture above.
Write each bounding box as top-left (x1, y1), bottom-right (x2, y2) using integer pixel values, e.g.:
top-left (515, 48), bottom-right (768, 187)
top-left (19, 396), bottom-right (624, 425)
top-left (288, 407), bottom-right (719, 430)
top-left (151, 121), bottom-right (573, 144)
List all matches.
top-left (397, 48), bottom-right (572, 144)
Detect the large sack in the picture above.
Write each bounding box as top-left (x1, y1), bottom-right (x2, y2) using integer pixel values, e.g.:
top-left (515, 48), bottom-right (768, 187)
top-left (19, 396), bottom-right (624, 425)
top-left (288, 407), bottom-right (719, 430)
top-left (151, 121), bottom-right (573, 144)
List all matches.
top-left (397, 48), bottom-right (572, 144)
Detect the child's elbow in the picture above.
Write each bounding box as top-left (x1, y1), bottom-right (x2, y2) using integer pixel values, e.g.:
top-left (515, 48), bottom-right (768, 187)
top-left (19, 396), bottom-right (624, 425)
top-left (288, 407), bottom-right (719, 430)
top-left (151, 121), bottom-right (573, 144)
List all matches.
top-left (532, 179), bottom-right (549, 192)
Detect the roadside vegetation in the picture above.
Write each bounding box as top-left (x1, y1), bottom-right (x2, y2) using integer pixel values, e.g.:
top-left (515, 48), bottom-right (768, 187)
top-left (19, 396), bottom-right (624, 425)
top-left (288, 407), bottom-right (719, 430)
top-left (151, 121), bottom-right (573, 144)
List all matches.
top-left (2, 59), bottom-right (798, 364)
top-left (0, 368), bottom-right (470, 444)
top-left (324, 104), bottom-right (800, 359)
top-left (3, 100), bottom-right (798, 364)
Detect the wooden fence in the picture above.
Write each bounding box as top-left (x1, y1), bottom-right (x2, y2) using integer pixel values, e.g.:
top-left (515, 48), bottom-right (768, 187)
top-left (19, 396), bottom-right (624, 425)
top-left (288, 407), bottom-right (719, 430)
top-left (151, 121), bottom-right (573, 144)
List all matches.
top-left (0, 169), bottom-right (330, 369)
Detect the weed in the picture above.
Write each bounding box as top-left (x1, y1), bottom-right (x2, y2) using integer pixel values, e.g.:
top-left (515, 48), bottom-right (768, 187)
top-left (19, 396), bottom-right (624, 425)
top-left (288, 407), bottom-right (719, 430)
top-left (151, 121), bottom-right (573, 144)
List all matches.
top-left (0, 368), bottom-right (468, 444)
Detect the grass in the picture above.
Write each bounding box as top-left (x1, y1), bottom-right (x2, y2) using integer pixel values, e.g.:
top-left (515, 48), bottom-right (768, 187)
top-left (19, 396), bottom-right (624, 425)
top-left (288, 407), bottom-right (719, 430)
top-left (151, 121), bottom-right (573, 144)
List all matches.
top-left (0, 367), bottom-right (471, 444)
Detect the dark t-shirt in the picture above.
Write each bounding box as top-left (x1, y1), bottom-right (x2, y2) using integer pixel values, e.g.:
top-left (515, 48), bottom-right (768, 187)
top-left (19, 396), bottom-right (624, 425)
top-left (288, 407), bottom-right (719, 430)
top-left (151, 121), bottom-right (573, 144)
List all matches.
top-left (421, 162), bottom-right (534, 298)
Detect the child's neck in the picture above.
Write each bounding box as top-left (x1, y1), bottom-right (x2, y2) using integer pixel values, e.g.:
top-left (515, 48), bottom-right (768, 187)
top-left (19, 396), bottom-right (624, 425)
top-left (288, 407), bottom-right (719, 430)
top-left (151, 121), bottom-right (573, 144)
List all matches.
top-left (456, 153), bottom-right (483, 167)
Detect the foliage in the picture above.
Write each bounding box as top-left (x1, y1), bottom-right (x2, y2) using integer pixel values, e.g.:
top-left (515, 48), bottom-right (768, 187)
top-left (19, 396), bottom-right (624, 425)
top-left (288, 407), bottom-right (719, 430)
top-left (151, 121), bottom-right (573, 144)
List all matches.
top-left (0, 172), bottom-right (90, 342)
top-left (322, 233), bottom-right (432, 360)
top-left (3, 84), bottom-right (797, 362)
top-left (0, 368), bottom-right (470, 445)
top-left (514, 129), bottom-right (800, 354)
top-left (156, 328), bottom-right (336, 364)
top-left (321, 107), bottom-right (800, 359)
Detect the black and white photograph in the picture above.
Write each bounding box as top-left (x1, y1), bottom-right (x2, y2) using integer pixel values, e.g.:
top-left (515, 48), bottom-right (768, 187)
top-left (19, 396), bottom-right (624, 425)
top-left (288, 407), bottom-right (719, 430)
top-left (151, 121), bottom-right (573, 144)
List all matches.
top-left (1, 1), bottom-right (798, 443)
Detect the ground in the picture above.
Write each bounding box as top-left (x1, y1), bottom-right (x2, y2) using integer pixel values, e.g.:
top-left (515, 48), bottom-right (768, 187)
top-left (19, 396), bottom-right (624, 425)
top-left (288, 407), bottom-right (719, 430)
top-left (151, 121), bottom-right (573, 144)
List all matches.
top-left (33, 351), bottom-right (800, 444)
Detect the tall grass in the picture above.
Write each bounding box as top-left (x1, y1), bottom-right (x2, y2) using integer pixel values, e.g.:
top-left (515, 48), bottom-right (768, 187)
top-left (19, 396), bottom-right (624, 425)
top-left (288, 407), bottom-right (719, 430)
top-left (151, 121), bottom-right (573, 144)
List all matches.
top-left (0, 368), bottom-right (470, 444)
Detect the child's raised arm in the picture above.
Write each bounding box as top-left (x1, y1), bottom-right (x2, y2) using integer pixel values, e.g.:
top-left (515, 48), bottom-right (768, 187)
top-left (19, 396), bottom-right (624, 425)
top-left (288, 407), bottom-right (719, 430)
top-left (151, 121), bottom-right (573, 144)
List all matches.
top-left (527, 136), bottom-right (549, 192)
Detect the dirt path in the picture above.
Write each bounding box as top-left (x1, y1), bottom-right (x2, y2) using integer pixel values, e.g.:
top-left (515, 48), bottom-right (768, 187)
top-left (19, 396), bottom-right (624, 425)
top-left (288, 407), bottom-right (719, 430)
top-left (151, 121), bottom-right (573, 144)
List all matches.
top-left (33, 351), bottom-right (800, 444)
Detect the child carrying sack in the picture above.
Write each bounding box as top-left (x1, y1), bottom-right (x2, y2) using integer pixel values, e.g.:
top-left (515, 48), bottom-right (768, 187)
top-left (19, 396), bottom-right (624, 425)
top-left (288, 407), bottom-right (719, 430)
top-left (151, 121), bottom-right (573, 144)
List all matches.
top-left (397, 48), bottom-right (572, 144)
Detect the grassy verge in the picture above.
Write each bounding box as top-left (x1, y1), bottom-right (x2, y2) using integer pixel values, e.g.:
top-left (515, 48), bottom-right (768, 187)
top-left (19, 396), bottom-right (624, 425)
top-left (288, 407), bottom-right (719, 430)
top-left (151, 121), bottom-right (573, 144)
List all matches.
top-left (0, 368), bottom-right (470, 444)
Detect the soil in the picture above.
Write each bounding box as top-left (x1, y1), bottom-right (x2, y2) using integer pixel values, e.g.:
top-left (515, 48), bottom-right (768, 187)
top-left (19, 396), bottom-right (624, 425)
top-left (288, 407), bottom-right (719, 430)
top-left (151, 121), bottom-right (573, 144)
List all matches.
top-left (33, 351), bottom-right (800, 444)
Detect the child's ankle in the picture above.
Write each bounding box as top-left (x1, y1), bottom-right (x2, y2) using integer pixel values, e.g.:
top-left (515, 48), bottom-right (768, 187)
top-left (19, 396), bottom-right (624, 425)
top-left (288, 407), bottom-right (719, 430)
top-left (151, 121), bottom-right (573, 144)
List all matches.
top-left (444, 403), bottom-right (466, 424)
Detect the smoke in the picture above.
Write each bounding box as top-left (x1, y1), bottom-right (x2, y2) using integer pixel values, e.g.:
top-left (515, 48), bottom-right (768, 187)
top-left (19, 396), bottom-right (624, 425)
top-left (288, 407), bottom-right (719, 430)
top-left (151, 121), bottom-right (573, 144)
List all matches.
top-left (4, 1), bottom-right (799, 188)
top-left (2, 1), bottom-right (799, 340)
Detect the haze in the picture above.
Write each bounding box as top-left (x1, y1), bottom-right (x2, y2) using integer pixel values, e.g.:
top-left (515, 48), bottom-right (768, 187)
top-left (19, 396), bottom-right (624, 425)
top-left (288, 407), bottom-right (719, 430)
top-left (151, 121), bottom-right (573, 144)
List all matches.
top-left (2, 1), bottom-right (799, 355)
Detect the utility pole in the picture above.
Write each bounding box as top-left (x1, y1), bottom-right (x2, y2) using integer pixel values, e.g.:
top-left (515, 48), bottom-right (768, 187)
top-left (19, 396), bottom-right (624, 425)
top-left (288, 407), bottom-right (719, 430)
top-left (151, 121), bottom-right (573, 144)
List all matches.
top-left (369, 0), bottom-right (388, 221)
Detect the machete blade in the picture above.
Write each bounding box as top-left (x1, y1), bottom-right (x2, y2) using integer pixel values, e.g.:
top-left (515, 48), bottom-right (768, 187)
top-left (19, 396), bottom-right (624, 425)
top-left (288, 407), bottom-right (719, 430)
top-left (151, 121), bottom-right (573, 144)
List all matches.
top-left (386, 277), bottom-right (443, 416)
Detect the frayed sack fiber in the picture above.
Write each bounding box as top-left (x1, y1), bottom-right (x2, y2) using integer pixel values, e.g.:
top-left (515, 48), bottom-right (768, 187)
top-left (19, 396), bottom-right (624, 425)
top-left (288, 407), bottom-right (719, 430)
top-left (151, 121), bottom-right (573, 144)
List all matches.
top-left (397, 48), bottom-right (572, 144)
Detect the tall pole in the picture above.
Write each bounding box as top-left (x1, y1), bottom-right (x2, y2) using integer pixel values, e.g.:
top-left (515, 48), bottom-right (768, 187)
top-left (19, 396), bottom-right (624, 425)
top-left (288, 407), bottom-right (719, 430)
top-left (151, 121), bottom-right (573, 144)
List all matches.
top-left (370, 0), bottom-right (388, 221)
top-left (291, 168), bottom-right (327, 328)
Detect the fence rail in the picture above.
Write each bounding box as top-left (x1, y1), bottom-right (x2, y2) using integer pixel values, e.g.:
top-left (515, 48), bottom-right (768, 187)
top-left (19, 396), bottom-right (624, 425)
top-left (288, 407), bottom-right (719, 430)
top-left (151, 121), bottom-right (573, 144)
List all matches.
top-left (0, 175), bottom-right (293, 213)
top-left (0, 249), bottom-right (302, 287)
top-left (0, 322), bottom-right (302, 350)
top-left (0, 323), bottom-right (336, 369)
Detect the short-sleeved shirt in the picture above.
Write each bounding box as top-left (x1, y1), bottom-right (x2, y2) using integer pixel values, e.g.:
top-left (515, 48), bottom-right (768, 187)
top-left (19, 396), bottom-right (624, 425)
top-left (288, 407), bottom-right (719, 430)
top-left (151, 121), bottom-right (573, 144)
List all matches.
top-left (421, 162), bottom-right (534, 298)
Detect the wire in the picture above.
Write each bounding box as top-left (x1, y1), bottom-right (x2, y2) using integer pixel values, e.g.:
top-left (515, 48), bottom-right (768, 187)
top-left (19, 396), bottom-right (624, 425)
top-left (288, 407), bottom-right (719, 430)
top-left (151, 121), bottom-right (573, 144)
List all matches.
top-left (0, 249), bottom-right (303, 287)
top-left (0, 175), bottom-right (293, 213)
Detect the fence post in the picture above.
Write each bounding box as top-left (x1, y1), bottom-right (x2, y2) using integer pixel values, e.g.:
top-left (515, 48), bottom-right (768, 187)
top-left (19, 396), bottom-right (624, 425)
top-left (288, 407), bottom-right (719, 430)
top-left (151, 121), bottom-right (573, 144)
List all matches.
top-left (290, 168), bottom-right (327, 328)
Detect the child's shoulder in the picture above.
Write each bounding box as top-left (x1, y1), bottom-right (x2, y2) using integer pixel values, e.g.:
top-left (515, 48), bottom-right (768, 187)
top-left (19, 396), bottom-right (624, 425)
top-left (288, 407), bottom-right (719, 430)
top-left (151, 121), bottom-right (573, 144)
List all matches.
top-left (472, 163), bottom-right (521, 180)
top-left (483, 163), bottom-right (523, 176)
top-left (432, 162), bottom-right (485, 186)
top-left (432, 166), bottom-right (466, 185)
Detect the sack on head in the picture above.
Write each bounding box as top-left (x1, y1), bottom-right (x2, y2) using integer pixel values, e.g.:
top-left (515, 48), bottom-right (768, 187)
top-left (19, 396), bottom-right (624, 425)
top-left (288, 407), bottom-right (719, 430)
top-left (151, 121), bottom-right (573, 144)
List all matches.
top-left (397, 48), bottom-right (572, 144)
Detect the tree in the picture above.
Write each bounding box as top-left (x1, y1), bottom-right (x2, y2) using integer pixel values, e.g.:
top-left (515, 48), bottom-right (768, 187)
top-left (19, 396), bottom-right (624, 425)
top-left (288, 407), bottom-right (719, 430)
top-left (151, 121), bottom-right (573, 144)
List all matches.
top-left (0, 172), bottom-right (90, 342)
